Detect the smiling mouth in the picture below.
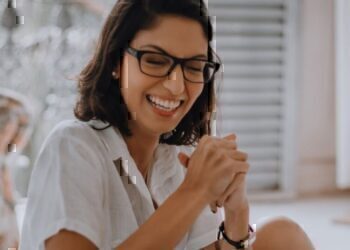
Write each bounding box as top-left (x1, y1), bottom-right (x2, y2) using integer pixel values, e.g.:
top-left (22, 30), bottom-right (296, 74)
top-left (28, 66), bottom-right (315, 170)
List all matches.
top-left (146, 95), bottom-right (184, 112)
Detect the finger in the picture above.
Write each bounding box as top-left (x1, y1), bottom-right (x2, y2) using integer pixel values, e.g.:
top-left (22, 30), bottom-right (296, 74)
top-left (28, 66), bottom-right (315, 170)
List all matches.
top-left (226, 161), bottom-right (250, 174)
top-left (228, 150), bottom-right (248, 162)
top-left (217, 173), bottom-right (246, 207)
top-left (223, 133), bottom-right (236, 141)
top-left (201, 134), bottom-right (237, 152)
top-left (177, 152), bottom-right (190, 168)
top-left (210, 202), bottom-right (217, 213)
top-left (212, 134), bottom-right (239, 153)
top-left (215, 138), bottom-right (237, 151)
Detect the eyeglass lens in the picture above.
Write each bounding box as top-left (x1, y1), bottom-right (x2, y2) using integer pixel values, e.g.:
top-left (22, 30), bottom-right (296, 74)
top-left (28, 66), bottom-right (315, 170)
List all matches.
top-left (140, 53), bottom-right (215, 83)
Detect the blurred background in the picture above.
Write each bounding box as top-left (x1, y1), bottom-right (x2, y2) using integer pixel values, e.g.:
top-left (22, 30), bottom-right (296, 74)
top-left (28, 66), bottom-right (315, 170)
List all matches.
top-left (0, 0), bottom-right (349, 249)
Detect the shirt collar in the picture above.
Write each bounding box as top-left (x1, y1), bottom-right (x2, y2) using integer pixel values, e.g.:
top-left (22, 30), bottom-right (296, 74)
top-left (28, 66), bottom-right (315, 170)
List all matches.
top-left (87, 119), bottom-right (179, 191)
top-left (148, 143), bottom-right (178, 191)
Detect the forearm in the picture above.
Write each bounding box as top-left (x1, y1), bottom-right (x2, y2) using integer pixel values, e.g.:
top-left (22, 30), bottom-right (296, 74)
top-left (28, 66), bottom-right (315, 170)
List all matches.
top-left (116, 185), bottom-right (208, 250)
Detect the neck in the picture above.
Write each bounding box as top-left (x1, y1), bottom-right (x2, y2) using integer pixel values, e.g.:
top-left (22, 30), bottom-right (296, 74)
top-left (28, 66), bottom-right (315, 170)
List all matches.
top-left (122, 126), bottom-right (159, 179)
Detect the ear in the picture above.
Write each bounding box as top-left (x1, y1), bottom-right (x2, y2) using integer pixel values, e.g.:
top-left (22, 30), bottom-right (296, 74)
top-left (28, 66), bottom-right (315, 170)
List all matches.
top-left (178, 152), bottom-right (190, 169)
top-left (112, 64), bottom-right (121, 79)
top-left (112, 60), bottom-right (123, 79)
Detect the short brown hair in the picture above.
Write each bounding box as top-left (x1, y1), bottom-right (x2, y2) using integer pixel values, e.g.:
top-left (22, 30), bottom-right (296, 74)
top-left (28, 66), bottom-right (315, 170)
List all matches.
top-left (74, 0), bottom-right (221, 146)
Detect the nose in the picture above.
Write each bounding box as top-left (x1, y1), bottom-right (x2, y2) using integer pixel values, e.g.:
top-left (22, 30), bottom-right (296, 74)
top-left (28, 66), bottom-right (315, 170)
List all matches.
top-left (163, 64), bottom-right (185, 95)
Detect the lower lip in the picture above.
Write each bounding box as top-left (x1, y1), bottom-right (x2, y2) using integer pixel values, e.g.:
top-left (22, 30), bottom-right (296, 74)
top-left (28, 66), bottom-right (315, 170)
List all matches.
top-left (147, 98), bottom-right (180, 117)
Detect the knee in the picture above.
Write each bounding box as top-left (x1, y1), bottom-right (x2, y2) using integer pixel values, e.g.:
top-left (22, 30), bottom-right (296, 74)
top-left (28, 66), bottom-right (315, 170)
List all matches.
top-left (259, 216), bottom-right (302, 232)
top-left (253, 216), bottom-right (314, 250)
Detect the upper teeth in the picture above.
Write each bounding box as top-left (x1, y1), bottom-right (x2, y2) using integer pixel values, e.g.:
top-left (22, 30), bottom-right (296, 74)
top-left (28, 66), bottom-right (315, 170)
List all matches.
top-left (148, 95), bottom-right (182, 109)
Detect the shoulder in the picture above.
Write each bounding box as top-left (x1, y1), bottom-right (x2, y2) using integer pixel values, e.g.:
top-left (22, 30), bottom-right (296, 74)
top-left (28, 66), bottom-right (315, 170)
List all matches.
top-left (30, 120), bottom-right (110, 187)
top-left (48, 119), bottom-right (98, 139)
top-left (44, 119), bottom-right (104, 147)
top-left (38, 119), bottom-right (110, 162)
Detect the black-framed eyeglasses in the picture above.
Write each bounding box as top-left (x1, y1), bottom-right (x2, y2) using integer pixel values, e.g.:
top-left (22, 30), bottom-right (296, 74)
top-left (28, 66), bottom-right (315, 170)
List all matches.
top-left (126, 46), bottom-right (221, 84)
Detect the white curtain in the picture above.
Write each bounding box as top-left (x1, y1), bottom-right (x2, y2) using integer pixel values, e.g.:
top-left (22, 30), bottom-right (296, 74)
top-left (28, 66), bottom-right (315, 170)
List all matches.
top-left (336, 0), bottom-right (350, 188)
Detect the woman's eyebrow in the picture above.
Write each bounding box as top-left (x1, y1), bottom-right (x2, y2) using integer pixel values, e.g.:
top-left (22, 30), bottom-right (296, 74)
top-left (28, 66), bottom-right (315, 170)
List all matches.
top-left (140, 44), bottom-right (208, 60)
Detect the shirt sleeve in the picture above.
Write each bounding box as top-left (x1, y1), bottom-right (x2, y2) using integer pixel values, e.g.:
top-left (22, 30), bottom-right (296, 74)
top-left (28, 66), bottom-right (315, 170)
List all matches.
top-left (20, 121), bottom-right (107, 249)
top-left (186, 206), bottom-right (223, 250)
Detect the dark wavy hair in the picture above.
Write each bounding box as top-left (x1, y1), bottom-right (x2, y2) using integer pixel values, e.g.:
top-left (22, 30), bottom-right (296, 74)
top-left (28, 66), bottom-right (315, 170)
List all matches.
top-left (74, 0), bottom-right (221, 146)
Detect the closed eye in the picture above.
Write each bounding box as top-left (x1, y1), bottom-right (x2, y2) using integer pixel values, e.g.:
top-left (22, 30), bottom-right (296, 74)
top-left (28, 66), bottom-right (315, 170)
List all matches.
top-left (146, 60), bottom-right (167, 65)
top-left (186, 66), bottom-right (202, 72)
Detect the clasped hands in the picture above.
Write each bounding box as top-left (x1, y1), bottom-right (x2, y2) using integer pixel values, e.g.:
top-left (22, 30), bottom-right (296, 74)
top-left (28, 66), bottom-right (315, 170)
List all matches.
top-left (178, 134), bottom-right (249, 214)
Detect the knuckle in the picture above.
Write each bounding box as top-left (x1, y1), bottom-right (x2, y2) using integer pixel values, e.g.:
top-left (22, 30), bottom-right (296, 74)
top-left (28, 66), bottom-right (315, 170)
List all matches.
top-left (208, 143), bottom-right (217, 155)
top-left (200, 134), bottom-right (210, 144)
top-left (219, 150), bottom-right (226, 158)
top-left (237, 151), bottom-right (248, 160)
top-left (226, 133), bottom-right (237, 141)
top-left (231, 161), bottom-right (249, 173)
top-left (239, 162), bottom-right (249, 172)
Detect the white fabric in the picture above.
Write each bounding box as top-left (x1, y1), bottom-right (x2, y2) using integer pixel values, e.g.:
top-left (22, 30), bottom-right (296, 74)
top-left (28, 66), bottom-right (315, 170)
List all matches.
top-left (19, 119), bottom-right (222, 250)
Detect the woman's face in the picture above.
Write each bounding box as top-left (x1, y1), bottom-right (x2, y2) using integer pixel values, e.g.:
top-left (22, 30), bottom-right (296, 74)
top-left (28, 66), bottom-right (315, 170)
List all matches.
top-left (116, 15), bottom-right (208, 137)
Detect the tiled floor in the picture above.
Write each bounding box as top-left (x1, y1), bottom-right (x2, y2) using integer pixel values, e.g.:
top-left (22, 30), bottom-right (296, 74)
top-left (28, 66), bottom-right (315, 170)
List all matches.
top-left (250, 193), bottom-right (350, 249)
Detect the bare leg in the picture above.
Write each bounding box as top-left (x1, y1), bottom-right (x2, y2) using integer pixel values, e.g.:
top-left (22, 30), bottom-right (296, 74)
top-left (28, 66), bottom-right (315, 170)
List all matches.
top-left (252, 216), bottom-right (315, 250)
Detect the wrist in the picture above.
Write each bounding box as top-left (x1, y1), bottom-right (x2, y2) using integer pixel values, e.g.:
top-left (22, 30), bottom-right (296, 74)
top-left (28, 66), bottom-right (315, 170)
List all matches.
top-left (224, 202), bottom-right (249, 218)
top-left (218, 220), bottom-right (255, 250)
top-left (224, 206), bottom-right (250, 241)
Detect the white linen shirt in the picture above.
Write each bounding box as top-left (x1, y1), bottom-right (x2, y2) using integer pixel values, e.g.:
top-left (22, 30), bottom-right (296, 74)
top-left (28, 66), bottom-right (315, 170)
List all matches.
top-left (20, 119), bottom-right (222, 250)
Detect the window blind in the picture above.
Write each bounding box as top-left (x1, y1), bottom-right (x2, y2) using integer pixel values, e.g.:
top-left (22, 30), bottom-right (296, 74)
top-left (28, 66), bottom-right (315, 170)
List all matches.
top-left (208, 0), bottom-right (297, 192)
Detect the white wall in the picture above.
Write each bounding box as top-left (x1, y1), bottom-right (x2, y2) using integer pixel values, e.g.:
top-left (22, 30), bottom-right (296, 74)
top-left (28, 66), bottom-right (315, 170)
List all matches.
top-left (296, 0), bottom-right (336, 194)
top-left (336, 0), bottom-right (350, 188)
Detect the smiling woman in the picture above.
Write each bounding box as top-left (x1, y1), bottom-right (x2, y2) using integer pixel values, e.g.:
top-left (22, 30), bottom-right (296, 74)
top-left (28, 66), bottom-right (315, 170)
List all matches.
top-left (19, 1), bottom-right (314, 250)
top-left (74, 3), bottom-right (218, 147)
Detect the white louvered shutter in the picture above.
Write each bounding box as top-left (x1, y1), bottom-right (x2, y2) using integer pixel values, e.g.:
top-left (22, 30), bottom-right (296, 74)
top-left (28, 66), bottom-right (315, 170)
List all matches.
top-left (208, 0), bottom-right (298, 192)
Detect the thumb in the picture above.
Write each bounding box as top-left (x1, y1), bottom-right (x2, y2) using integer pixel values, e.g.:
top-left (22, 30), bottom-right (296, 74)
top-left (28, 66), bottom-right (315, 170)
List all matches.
top-left (178, 152), bottom-right (190, 168)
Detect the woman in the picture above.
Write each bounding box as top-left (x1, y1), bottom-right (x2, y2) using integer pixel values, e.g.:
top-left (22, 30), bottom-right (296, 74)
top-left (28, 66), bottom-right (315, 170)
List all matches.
top-left (20, 0), bottom-right (315, 249)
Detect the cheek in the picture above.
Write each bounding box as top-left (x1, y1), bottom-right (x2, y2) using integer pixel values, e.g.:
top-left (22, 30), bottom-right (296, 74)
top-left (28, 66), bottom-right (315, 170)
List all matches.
top-left (119, 59), bottom-right (140, 103)
top-left (120, 57), bottom-right (129, 89)
top-left (188, 85), bottom-right (204, 106)
top-left (120, 71), bottom-right (154, 108)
